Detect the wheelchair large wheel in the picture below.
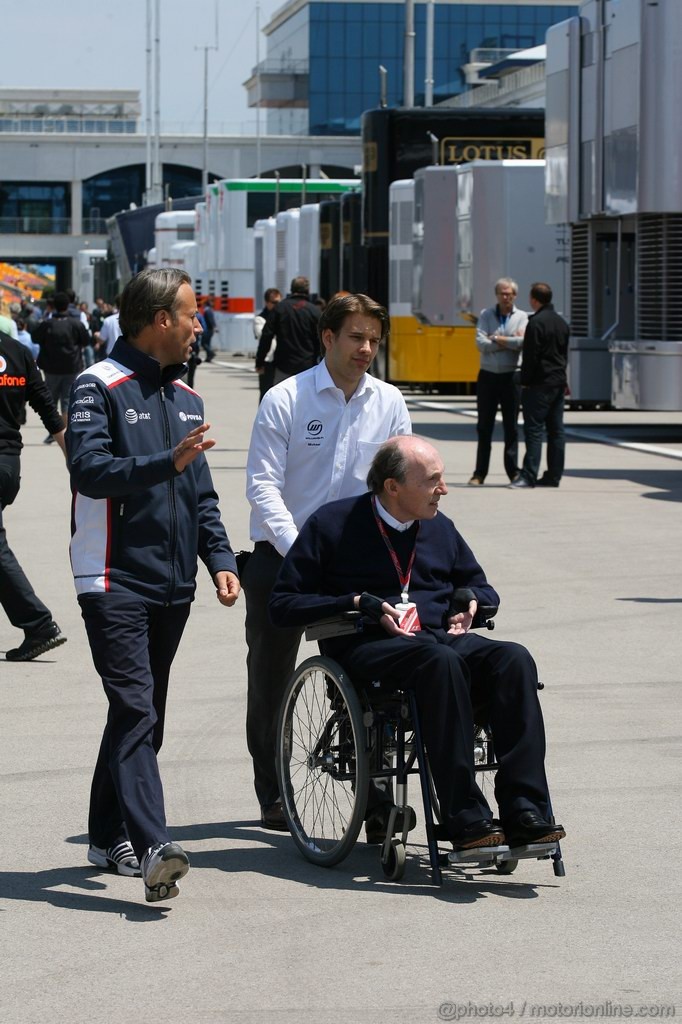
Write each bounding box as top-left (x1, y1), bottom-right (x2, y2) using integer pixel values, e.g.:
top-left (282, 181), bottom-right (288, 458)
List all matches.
top-left (276, 656), bottom-right (369, 867)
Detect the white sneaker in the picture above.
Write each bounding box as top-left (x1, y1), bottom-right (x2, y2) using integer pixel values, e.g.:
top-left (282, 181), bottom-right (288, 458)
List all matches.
top-left (141, 841), bottom-right (189, 902)
top-left (88, 840), bottom-right (141, 877)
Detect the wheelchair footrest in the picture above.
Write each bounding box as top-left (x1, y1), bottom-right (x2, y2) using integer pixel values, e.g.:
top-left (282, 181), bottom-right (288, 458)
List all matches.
top-left (499, 842), bottom-right (558, 861)
top-left (447, 845), bottom-right (510, 865)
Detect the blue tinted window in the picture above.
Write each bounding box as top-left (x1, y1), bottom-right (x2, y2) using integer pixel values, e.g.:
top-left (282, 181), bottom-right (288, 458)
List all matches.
top-left (292, 1), bottom-right (580, 135)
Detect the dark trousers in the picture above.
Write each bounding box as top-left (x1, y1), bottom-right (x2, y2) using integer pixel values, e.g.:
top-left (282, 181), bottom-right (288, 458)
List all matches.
top-left (474, 370), bottom-right (521, 481)
top-left (201, 330), bottom-right (214, 361)
top-left (243, 543), bottom-right (304, 808)
top-left (79, 593), bottom-right (191, 860)
top-left (336, 631), bottom-right (550, 838)
top-left (521, 385), bottom-right (566, 485)
top-left (258, 363), bottom-right (276, 403)
top-left (0, 454), bottom-right (53, 637)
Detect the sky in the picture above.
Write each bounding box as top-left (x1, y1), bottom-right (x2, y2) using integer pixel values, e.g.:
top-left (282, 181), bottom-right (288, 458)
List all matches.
top-left (0, 0), bottom-right (283, 134)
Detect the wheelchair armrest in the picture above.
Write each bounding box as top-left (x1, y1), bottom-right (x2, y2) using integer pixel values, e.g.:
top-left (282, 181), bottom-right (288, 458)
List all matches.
top-left (451, 588), bottom-right (498, 631)
top-left (475, 605), bottom-right (497, 631)
top-left (304, 611), bottom-right (365, 642)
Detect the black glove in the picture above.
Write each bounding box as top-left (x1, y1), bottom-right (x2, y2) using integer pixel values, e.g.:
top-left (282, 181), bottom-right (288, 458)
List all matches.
top-left (451, 587), bottom-right (477, 613)
top-left (358, 592), bottom-right (385, 622)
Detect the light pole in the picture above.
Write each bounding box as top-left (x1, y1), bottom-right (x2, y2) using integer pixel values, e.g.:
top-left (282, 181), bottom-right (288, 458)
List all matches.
top-left (196, 1), bottom-right (219, 195)
top-left (425, 0), bottom-right (435, 107)
top-left (403, 0), bottom-right (415, 108)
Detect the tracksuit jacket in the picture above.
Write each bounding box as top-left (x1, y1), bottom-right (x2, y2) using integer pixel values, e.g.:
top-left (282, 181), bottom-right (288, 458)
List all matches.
top-left (67, 336), bottom-right (237, 605)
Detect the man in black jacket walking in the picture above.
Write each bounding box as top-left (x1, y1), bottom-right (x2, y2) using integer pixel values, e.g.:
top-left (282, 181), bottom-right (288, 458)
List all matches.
top-left (34, 291), bottom-right (90, 431)
top-left (510, 282), bottom-right (569, 489)
top-left (0, 330), bottom-right (67, 660)
top-left (255, 276), bottom-right (320, 383)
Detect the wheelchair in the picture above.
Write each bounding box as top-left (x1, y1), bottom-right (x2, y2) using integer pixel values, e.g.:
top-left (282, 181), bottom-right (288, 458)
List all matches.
top-left (275, 605), bottom-right (565, 886)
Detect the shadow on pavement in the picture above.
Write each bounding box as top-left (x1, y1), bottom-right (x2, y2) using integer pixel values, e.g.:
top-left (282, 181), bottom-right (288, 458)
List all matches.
top-left (0, 865), bottom-right (172, 921)
top-left (564, 468), bottom-right (682, 502)
top-left (170, 819), bottom-right (554, 905)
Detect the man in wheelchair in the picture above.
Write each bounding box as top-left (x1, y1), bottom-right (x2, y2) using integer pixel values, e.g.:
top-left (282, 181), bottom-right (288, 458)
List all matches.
top-left (269, 435), bottom-right (565, 854)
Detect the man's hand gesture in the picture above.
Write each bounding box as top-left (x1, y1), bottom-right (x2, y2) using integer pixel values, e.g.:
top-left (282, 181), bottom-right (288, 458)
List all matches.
top-left (173, 423), bottom-right (215, 473)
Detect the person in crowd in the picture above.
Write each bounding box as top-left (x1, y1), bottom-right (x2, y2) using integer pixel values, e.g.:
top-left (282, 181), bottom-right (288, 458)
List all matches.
top-left (96, 298), bottom-right (122, 359)
top-left (270, 435), bottom-right (566, 853)
top-left (510, 282), bottom-right (570, 489)
top-left (67, 267), bottom-right (240, 902)
top-left (0, 325), bottom-right (67, 661)
top-left (244, 292), bottom-right (411, 836)
top-left (15, 318), bottom-right (39, 360)
top-left (34, 292), bottom-right (90, 439)
top-left (253, 287), bottom-right (281, 402)
top-left (200, 301), bottom-right (216, 363)
top-left (255, 276), bottom-right (321, 385)
top-left (185, 308), bottom-right (206, 389)
top-left (469, 278), bottom-right (527, 486)
top-left (0, 302), bottom-right (19, 340)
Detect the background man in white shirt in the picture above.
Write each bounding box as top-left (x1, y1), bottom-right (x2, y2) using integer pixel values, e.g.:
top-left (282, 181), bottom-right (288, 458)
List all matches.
top-left (244, 293), bottom-right (411, 831)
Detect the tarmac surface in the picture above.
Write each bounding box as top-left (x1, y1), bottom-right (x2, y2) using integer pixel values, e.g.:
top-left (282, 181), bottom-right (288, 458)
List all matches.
top-left (1, 358), bottom-right (680, 1024)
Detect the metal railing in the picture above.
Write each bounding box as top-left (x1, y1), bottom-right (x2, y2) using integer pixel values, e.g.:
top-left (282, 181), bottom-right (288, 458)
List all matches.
top-left (0, 217), bottom-right (71, 234)
top-left (0, 118), bottom-right (138, 135)
top-left (0, 216), bottom-right (108, 235)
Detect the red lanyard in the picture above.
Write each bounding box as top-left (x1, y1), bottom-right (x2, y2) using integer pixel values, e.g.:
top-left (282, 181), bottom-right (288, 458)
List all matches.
top-left (371, 496), bottom-right (419, 601)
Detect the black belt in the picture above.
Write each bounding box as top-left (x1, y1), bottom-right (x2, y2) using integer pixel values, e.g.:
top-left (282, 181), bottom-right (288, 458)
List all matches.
top-left (254, 540), bottom-right (282, 559)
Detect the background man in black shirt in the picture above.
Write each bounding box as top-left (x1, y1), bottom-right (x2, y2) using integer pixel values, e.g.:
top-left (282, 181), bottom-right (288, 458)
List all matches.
top-left (0, 329), bottom-right (67, 661)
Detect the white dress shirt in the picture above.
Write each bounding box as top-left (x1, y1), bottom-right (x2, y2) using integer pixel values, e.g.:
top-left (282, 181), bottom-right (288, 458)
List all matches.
top-left (374, 496), bottom-right (414, 532)
top-left (99, 313), bottom-right (122, 356)
top-left (247, 360), bottom-right (412, 556)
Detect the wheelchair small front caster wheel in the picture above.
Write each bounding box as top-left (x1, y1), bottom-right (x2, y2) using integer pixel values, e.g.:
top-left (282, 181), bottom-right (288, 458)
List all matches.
top-left (382, 839), bottom-right (406, 881)
top-left (495, 858), bottom-right (518, 875)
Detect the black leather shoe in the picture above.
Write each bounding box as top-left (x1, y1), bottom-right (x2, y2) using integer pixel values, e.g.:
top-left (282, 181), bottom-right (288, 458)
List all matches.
top-left (260, 802), bottom-right (289, 832)
top-left (450, 819), bottom-right (506, 850)
top-left (505, 811), bottom-right (565, 847)
top-left (536, 476), bottom-right (560, 488)
top-left (508, 477), bottom-right (533, 489)
top-left (365, 804), bottom-right (417, 844)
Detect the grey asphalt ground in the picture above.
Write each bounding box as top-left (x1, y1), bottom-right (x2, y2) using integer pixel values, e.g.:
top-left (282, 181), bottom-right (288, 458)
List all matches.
top-left (1, 359), bottom-right (680, 1024)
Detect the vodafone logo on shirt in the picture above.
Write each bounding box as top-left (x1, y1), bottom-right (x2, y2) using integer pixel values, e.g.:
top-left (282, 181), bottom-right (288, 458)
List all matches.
top-left (0, 354), bottom-right (27, 387)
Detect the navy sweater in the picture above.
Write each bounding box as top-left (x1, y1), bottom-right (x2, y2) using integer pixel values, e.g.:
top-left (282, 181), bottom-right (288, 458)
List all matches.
top-left (269, 493), bottom-right (499, 635)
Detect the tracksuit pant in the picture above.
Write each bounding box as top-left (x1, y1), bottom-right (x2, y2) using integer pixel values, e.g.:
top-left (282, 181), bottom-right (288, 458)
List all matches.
top-left (79, 592), bottom-right (191, 861)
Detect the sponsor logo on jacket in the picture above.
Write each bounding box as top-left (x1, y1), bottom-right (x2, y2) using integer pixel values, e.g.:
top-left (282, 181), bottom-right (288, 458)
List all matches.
top-left (71, 410), bottom-right (91, 422)
top-left (179, 411), bottom-right (202, 422)
top-left (124, 409), bottom-right (151, 424)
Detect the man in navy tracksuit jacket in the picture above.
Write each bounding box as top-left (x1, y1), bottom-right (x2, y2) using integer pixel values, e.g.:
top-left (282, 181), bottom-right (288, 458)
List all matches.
top-left (68, 268), bottom-right (240, 902)
top-left (270, 436), bottom-right (565, 853)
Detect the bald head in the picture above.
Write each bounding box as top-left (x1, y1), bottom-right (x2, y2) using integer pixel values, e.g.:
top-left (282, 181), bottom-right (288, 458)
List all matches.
top-left (367, 435), bottom-right (448, 522)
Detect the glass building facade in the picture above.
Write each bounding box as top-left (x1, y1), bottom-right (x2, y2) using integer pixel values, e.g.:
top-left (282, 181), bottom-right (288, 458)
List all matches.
top-left (261, 1), bottom-right (577, 135)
